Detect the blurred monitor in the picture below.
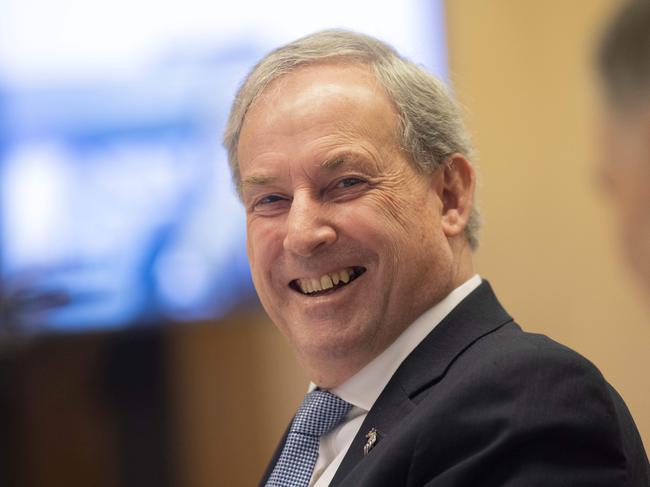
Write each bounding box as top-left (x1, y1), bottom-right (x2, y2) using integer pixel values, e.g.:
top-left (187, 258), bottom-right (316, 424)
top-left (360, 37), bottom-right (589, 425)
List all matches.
top-left (0, 0), bottom-right (448, 332)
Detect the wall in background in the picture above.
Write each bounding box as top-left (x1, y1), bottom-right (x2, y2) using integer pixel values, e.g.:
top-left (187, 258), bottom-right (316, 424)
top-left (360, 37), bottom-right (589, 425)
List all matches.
top-left (167, 315), bottom-right (306, 487)
top-left (446, 0), bottom-right (649, 447)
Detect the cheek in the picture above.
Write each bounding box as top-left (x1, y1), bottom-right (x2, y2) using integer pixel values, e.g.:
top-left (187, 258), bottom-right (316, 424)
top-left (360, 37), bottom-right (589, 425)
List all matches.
top-left (246, 219), bottom-right (283, 278)
top-left (347, 192), bottom-right (442, 268)
top-left (367, 177), bottom-right (438, 234)
top-left (623, 170), bottom-right (650, 226)
top-left (339, 193), bottom-right (418, 249)
top-left (614, 153), bottom-right (647, 197)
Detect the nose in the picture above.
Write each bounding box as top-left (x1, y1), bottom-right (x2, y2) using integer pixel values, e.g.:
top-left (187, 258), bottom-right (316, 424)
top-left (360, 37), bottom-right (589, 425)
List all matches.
top-left (283, 192), bottom-right (337, 257)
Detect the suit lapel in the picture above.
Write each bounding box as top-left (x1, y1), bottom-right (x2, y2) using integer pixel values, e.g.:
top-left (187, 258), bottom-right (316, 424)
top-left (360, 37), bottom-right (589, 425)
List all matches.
top-left (393, 280), bottom-right (512, 396)
top-left (330, 280), bottom-right (512, 485)
top-left (331, 374), bottom-right (416, 484)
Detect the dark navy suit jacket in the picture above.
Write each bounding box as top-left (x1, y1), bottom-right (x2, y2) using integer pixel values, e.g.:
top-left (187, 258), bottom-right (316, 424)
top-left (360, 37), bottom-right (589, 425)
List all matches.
top-left (261, 281), bottom-right (649, 486)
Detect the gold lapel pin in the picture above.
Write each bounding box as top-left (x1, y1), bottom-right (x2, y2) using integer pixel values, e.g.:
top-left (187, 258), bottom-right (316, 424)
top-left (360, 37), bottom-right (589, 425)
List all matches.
top-left (363, 428), bottom-right (378, 456)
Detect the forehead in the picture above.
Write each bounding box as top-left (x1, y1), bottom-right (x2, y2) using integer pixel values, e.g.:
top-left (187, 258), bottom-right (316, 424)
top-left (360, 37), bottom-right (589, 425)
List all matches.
top-left (237, 63), bottom-right (400, 164)
top-left (251, 61), bottom-right (387, 113)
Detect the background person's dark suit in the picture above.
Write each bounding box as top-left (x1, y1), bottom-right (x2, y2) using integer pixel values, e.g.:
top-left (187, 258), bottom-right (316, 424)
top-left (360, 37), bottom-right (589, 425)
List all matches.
top-left (262, 281), bottom-right (649, 486)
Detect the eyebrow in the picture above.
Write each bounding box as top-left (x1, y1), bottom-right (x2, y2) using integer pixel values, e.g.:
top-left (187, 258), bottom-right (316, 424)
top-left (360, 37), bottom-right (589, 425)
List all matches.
top-left (321, 152), bottom-right (370, 170)
top-left (241, 174), bottom-right (277, 189)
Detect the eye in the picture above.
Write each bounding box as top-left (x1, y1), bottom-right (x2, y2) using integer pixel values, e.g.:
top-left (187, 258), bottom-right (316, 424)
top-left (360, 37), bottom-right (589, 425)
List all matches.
top-left (335, 177), bottom-right (365, 189)
top-left (251, 194), bottom-right (289, 213)
top-left (325, 176), bottom-right (369, 201)
top-left (257, 194), bottom-right (285, 205)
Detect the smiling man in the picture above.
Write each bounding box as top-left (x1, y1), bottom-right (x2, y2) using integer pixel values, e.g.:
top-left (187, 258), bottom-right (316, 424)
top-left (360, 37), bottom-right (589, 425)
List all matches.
top-left (224, 30), bottom-right (648, 487)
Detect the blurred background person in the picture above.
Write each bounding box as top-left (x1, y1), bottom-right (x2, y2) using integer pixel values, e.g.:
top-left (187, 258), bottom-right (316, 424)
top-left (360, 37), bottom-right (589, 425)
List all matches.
top-left (596, 0), bottom-right (650, 301)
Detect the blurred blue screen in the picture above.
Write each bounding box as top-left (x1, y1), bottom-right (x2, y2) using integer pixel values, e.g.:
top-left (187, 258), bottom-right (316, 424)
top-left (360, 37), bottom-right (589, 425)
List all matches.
top-left (0, 0), bottom-right (448, 332)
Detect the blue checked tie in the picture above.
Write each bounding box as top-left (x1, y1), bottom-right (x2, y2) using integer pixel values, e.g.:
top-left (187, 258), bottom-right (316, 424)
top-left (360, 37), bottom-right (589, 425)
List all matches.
top-left (266, 390), bottom-right (352, 487)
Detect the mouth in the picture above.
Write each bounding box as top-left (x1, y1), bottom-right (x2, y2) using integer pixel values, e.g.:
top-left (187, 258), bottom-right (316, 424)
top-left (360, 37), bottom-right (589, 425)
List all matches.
top-left (289, 266), bottom-right (366, 297)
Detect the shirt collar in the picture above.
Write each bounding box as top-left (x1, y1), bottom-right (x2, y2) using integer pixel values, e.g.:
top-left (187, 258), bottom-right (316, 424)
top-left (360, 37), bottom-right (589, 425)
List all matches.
top-left (310, 275), bottom-right (482, 411)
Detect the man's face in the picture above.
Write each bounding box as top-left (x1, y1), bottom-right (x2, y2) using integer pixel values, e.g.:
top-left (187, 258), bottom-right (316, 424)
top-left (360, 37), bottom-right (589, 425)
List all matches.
top-left (237, 63), bottom-right (455, 382)
top-left (599, 104), bottom-right (650, 293)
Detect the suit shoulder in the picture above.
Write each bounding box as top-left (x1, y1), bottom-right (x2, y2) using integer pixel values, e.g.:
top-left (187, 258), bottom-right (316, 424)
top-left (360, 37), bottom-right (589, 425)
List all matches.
top-left (408, 323), bottom-right (647, 486)
top-left (462, 321), bottom-right (607, 385)
top-left (439, 322), bottom-right (624, 431)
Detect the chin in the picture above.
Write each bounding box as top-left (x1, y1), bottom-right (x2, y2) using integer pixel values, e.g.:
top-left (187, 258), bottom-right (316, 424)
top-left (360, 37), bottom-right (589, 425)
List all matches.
top-left (294, 327), bottom-right (374, 362)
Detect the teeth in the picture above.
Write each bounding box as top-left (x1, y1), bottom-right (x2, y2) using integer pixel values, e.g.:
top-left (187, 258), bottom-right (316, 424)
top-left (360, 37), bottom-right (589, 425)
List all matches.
top-left (321, 275), bottom-right (334, 290)
top-left (295, 267), bottom-right (358, 294)
top-left (310, 278), bottom-right (322, 292)
top-left (340, 269), bottom-right (350, 283)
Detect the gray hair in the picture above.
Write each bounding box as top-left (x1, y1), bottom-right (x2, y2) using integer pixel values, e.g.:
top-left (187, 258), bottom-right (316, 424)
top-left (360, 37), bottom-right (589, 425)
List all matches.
top-left (597, 0), bottom-right (650, 110)
top-left (223, 29), bottom-right (480, 249)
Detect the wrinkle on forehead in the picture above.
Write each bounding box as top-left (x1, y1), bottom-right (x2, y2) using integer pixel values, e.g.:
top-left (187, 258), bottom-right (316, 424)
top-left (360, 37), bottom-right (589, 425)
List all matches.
top-left (251, 60), bottom-right (384, 109)
top-left (243, 62), bottom-right (400, 144)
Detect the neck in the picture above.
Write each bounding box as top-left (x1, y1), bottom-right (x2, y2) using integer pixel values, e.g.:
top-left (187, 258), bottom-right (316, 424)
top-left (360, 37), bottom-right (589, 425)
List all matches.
top-left (450, 241), bottom-right (475, 292)
top-left (306, 364), bottom-right (359, 390)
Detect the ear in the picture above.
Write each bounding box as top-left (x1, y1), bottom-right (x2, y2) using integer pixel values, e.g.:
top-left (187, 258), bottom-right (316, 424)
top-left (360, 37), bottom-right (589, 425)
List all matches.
top-left (435, 153), bottom-right (476, 239)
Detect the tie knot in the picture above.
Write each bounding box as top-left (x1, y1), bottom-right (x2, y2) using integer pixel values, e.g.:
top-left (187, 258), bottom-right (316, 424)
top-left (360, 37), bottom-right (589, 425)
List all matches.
top-left (290, 390), bottom-right (351, 437)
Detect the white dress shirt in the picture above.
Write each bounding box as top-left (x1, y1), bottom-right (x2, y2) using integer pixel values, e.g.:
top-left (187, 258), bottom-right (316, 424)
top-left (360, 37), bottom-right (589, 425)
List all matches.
top-left (308, 274), bottom-right (482, 487)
